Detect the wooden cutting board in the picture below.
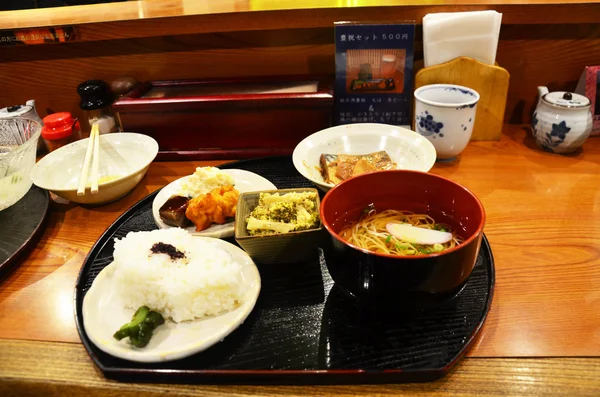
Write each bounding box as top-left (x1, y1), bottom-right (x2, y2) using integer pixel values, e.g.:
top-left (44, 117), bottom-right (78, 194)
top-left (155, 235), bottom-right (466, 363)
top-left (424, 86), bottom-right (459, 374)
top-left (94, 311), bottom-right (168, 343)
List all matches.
top-left (414, 57), bottom-right (510, 141)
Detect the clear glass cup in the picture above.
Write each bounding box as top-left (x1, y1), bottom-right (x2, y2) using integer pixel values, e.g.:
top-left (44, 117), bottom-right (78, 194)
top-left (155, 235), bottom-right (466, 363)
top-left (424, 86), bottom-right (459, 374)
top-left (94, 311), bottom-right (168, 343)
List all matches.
top-left (0, 119), bottom-right (42, 211)
top-left (380, 54), bottom-right (398, 79)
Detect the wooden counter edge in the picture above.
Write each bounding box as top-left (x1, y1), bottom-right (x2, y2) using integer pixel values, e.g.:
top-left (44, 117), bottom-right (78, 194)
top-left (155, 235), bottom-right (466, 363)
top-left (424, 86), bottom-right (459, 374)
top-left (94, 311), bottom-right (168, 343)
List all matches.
top-left (1, 339), bottom-right (599, 396)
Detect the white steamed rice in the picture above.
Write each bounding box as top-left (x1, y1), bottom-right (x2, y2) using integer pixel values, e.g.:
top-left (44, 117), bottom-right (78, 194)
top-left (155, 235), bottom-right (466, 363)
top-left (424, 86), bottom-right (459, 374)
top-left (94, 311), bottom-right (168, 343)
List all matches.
top-left (112, 228), bottom-right (244, 323)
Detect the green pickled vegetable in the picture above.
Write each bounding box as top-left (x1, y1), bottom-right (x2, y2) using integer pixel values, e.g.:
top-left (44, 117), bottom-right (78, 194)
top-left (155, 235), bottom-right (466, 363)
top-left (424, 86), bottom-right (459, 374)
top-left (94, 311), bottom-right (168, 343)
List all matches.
top-left (113, 306), bottom-right (165, 348)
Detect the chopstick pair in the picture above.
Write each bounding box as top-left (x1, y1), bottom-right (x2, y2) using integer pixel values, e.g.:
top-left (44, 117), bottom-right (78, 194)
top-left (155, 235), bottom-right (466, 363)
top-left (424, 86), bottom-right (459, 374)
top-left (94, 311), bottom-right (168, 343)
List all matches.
top-left (77, 124), bottom-right (101, 196)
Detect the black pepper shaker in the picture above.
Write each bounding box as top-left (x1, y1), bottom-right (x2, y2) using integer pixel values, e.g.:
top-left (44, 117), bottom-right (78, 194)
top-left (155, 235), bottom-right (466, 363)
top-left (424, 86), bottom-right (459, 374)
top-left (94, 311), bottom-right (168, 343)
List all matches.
top-left (77, 79), bottom-right (122, 135)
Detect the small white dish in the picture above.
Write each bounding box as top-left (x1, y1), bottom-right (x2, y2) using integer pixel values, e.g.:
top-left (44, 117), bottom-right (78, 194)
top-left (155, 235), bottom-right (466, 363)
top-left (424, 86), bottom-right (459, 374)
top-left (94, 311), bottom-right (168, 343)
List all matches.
top-left (152, 169), bottom-right (276, 238)
top-left (82, 237), bottom-right (261, 363)
top-left (292, 123), bottom-right (436, 192)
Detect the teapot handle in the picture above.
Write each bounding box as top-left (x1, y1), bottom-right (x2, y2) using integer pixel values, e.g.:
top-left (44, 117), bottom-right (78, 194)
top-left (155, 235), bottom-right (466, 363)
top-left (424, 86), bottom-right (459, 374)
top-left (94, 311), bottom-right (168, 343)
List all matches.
top-left (537, 86), bottom-right (549, 108)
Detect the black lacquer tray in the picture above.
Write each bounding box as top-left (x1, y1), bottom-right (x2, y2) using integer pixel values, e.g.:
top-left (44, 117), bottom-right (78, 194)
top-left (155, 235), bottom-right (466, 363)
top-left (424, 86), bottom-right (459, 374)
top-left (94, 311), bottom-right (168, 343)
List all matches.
top-left (0, 185), bottom-right (49, 279)
top-left (74, 156), bottom-right (495, 384)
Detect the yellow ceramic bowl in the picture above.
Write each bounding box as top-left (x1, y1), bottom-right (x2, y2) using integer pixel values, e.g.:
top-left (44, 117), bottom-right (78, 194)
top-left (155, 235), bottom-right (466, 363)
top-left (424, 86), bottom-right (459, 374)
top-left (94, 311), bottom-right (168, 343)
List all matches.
top-left (31, 133), bottom-right (158, 205)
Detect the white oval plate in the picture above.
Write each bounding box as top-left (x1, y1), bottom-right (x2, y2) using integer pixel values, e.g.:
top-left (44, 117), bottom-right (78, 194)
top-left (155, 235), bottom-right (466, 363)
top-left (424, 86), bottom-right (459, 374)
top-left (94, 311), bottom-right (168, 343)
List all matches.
top-left (292, 123), bottom-right (437, 192)
top-left (152, 169), bottom-right (276, 238)
top-left (82, 237), bottom-right (261, 363)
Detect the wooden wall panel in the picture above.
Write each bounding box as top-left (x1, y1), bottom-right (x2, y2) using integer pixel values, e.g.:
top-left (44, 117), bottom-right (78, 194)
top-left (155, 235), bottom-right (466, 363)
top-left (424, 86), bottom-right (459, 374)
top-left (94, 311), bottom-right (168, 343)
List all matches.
top-left (4, 3), bottom-right (600, 41)
top-left (0, 23), bottom-right (599, 137)
top-left (0, 28), bottom-right (335, 126)
top-left (497, 23), bottom-right (600, 124)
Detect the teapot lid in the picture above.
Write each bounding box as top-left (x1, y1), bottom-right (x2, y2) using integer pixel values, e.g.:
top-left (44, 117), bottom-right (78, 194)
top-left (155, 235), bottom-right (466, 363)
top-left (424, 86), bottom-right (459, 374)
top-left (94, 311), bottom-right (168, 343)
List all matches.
top-left (542, 91), bottom-right (590, 108)
top-left (0, 104), bottom-right (33, 118)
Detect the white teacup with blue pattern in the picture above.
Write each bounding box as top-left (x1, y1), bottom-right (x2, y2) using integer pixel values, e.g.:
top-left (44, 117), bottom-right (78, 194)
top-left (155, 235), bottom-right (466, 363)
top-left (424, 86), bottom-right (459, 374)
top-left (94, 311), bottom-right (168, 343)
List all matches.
top-left (414, 84), bottom-right (480, 160)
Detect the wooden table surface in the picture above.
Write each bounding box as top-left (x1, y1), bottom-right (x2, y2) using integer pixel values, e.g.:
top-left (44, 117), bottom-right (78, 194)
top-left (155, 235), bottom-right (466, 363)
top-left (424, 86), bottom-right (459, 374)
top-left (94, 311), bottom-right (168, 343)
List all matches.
top-left (1, 125), bottom-right (600, 395)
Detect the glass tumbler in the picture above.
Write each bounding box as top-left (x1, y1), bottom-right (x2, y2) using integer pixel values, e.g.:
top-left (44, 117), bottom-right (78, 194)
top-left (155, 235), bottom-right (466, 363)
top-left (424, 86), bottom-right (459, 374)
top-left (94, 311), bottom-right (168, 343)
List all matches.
top-left (0, 119), bottom-right (42, 211)
top-left (380, 54), bottom-right (398, 79)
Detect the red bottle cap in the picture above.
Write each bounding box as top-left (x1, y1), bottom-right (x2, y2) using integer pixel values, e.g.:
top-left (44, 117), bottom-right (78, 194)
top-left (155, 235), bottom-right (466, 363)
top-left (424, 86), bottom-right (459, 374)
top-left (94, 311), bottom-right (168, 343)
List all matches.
top-left (41, 112), bottom-right (76, 140)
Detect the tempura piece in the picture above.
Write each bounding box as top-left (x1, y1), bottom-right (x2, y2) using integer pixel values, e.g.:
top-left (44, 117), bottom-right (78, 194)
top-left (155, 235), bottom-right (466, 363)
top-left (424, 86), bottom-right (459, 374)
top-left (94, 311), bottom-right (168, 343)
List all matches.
top-left (185, 185), bottom-right (239, 231)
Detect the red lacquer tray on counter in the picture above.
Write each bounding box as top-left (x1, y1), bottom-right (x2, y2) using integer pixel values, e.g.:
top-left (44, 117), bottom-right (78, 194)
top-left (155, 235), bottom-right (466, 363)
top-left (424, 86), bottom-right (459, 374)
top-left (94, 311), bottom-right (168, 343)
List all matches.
top-left (74, 156), bottom-right (494, 384)
top-left (112, 76), bottom-right (333, 161)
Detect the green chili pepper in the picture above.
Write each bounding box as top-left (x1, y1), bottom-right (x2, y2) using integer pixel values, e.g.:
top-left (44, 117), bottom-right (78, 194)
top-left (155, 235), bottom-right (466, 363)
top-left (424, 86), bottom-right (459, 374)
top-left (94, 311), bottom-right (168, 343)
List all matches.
top-left (113, 306), bottom-right (165, 348)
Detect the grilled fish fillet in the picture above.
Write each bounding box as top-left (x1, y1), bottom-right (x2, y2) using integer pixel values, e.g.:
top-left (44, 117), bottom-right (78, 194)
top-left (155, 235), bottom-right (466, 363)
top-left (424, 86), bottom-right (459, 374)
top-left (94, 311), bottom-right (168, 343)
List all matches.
top-left (320, 151), bottom-right (395, 184)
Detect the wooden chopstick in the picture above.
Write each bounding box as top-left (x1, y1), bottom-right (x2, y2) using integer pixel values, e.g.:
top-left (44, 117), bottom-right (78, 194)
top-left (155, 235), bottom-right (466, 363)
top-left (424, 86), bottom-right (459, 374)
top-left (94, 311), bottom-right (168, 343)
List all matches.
top-left (76, 124), bottom-right (100, 196)
top-left (90, 125), bottom-right (100, 194)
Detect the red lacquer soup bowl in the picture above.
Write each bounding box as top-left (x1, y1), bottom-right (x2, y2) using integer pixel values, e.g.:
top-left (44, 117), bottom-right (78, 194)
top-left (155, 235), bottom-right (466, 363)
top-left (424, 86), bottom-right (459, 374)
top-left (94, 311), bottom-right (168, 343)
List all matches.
top-left (320, 170), bottom-right (486, 309)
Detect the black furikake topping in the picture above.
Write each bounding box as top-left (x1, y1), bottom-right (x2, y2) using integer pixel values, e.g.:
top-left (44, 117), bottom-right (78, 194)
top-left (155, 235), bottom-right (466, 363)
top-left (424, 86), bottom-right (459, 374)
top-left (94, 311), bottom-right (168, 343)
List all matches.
top-left (150, 242), bottom-right (185, 260)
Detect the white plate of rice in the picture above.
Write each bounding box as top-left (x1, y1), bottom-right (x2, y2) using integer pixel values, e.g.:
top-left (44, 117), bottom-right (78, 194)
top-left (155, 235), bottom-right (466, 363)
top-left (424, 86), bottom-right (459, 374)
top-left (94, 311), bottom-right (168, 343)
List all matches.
top-left (152, 167), bottom-right (277, 239)
top-left (82, 228), bottom-right (261, 363)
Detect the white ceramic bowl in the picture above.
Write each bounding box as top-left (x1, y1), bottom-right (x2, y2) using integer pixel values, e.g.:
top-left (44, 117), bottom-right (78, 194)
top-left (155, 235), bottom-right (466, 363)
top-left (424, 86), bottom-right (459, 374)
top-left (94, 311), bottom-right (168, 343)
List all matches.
top-left (31, 133), bottom-right (158, 205)
top-left (292, 123), bottom-right (437, 192)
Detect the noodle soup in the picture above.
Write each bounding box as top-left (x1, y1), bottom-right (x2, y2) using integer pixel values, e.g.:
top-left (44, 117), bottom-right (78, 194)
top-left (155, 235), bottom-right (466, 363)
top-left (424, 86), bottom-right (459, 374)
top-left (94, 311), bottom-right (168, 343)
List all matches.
top-left (319, 169), bottom-right (485, 307)
top-left (339, 208), bottom-right (463, 257)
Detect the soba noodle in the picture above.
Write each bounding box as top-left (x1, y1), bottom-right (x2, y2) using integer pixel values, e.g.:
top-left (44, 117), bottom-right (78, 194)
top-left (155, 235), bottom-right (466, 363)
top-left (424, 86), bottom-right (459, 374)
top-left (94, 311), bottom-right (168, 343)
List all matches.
top-left (339, 209), bottom-right (462, 256)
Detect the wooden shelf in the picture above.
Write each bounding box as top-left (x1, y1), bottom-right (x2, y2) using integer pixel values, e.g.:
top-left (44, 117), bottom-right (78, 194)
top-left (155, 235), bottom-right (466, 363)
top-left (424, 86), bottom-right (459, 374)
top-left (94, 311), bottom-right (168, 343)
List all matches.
top-left (0, 0), bottom-right (598, 134)
top-left (0, 0), bottom-right (599, 43)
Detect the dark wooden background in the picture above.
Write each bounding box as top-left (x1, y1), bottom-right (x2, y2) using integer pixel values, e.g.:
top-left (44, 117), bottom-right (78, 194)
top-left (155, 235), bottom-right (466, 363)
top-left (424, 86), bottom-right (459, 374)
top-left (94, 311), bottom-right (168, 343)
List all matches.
top-left (0, 3), bottom-right (599, 137)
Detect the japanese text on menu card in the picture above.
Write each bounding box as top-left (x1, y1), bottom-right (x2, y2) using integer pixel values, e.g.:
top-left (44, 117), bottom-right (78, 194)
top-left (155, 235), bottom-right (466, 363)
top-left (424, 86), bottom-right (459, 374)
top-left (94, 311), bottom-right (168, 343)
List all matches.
top-left (334, 22), bottom-right (415, 127)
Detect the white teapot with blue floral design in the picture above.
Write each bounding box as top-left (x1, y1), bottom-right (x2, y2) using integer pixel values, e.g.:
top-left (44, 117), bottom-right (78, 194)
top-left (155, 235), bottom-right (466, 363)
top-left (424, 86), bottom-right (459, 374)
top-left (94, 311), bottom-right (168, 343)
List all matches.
top-left (532, 86), bottom-right (592, 153)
